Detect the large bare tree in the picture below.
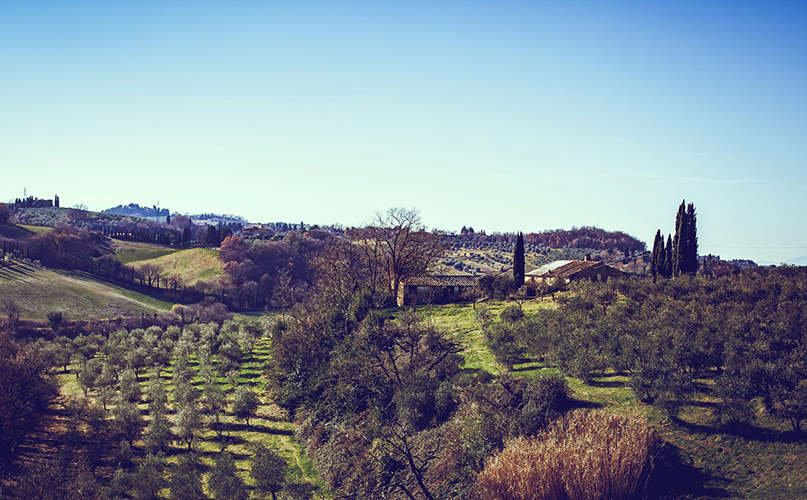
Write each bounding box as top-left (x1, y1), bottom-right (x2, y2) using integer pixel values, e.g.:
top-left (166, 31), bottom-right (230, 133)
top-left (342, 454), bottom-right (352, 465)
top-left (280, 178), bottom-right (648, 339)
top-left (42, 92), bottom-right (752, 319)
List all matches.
top-left (352, 207), bottom-right (447, 301)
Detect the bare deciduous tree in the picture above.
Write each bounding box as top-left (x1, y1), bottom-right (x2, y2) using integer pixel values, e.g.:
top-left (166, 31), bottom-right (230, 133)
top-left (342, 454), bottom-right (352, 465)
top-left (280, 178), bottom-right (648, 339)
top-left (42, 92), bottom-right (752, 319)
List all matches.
top-left (2, 298), bottom-right (20, 330)
top-left (352, 207), bottom-right (448, 301)
top-left (138, 264), bottom-right (162, 289)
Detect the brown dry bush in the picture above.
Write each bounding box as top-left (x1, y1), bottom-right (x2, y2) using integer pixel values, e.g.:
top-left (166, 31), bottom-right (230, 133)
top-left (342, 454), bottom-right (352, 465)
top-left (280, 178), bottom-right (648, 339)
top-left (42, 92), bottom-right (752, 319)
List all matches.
top-left (477, 410), bottom-right (661, 500)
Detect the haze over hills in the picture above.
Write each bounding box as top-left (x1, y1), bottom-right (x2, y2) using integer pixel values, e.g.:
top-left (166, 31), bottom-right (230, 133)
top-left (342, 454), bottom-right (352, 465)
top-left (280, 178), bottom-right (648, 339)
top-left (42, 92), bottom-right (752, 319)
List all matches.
top-left (8, 195), bottom-right (807, 268)
top-left (97, 201), bottom-right (807, 268)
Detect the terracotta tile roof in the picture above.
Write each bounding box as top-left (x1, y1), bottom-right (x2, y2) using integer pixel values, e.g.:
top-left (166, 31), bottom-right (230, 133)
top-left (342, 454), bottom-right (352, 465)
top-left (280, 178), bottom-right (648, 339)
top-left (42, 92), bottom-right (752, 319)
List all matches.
top-left (526, 260), bottom-right (574, 277)
top-left (552, 260), bottom-right (603, 277)
top-left (528, 260), bottom-right (605, 279)
top-left (403, 275), bottom-right (482, 287)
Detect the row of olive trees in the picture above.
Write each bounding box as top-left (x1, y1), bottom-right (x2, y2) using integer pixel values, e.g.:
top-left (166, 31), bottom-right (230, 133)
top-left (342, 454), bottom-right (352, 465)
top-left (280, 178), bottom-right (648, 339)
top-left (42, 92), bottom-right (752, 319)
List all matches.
top-left (484, 268), bottom-right (807, 431)
top-left (4, 318), bottom-right (310, 499)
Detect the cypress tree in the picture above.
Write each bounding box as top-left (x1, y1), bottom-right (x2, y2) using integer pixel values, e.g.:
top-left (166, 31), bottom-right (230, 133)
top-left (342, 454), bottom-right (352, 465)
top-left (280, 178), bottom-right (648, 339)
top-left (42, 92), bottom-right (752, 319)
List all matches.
top-left (651, 230), bottom-right (663, 281)
top-left (672, 200), bottom-right (699, 276)
top-left (663, 234), bottom-right (673, 278)
top-left (684, 202), bottom-right (698, 274)
top-left (673, 201), bottom-right (686, 276)
top-left (513, 232), bottom-right (525, 288)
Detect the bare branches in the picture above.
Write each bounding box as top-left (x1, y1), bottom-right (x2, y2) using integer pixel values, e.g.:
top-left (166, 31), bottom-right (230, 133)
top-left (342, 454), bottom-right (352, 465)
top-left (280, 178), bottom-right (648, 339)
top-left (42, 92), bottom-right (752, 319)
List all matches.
top-left (352, 207), bottom-right (448, 301)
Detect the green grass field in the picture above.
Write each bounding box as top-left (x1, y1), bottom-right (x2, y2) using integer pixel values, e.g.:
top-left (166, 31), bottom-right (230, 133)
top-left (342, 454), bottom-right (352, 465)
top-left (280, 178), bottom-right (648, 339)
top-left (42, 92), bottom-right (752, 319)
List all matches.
top-left (422, 299), bottom-right (554, 375)
top-left (111, 240), bottom-right (180, 264)
top-left (131, 247), bottom-right (223, 285)
top-left (0, 260), bottom-right (174, 320)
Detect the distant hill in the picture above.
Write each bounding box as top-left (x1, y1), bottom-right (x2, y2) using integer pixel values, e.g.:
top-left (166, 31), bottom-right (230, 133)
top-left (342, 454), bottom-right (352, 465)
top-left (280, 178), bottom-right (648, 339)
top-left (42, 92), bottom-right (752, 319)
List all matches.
top-left (785, 257), bottom-right (807, 266)
top-left (452, 226), bottom-right (646, 255)
top-left (103, 203), bottom-right (169, 220)
top-left (187, 213), bottom-right (248, 224)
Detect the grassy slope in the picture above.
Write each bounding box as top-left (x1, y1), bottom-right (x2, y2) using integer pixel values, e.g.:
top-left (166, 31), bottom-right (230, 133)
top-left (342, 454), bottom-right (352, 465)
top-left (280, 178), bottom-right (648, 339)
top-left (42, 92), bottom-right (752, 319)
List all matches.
top-left (131, 247), bottom-right (223, 285)
top-left (19, 224), bottom-right (53, 236)
top-left (111, 240), bottom-right (180, 264)
top-left (423, 299), bottom-right (807, 500)
top-left (0, 224), bottom-right (39, 239)
top-left (0, 261), bottom-right (173, 320)
top-left (425, 299), bottom-right (550, 374)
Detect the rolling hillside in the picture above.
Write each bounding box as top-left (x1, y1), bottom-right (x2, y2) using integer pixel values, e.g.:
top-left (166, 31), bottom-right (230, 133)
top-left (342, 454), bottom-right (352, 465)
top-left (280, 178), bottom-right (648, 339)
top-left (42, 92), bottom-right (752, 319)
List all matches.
top-left (110, 239), bottom-right (180, 264)
top-left (0, 260), bottom-right (173, 320)
top-left (128, 247), bottom-right (223, 286)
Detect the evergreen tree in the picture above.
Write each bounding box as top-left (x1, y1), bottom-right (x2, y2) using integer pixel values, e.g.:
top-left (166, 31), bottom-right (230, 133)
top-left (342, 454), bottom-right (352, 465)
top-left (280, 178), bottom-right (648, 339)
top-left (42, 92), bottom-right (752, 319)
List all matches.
top-left (206, 225), bottom-right (221, 247)
top-left (513, 232), bottom-right (525, 288)
top-left (650, 230), bottom-right (663, 281)
top-left (684, 202), bottom-right (698, 274)
top-left (672, 200), bottom-right (699, 276)
top-left (663, 235), bottom-right (673, 278)
top-left (673, 201), bottom-right (686, 276)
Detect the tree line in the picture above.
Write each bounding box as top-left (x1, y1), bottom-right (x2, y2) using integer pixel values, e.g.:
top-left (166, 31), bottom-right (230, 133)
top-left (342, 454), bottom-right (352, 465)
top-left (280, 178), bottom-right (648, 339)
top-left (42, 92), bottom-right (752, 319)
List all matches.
top-left (651, 200), bottom-right (698, 279)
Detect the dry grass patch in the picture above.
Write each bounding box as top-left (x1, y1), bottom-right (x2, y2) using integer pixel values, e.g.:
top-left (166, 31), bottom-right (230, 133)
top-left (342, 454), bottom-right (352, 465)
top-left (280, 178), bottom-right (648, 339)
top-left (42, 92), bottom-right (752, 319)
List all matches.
top-left (478, 409), bottom-right (661, 500)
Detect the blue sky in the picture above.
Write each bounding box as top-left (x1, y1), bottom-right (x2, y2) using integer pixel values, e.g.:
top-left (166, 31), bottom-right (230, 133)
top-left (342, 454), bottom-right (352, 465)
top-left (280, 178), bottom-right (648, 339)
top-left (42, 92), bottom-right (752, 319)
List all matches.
top-left (2, 1), bottom-right (806, 263)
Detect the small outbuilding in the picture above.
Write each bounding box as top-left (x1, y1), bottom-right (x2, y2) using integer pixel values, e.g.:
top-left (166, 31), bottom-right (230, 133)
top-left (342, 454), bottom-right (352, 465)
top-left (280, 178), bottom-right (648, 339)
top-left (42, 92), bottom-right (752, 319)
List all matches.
top-left (397, 274), bottom-right (482, 306)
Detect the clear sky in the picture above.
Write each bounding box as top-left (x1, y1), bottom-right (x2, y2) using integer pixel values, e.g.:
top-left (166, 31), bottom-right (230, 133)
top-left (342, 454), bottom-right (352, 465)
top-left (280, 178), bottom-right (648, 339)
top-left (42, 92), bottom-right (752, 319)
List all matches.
top-left (2, 1), bottom-right (806, 264)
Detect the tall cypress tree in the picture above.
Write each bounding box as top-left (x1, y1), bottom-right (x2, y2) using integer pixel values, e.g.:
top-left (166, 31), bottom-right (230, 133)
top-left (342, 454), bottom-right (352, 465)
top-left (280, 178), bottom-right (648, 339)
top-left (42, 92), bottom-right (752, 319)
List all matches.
top-left (651, 229), bottom-right (663, 281)
top-left (673, 201), bottom-right (686, 276)
top-left (683, 202), bottom-right (698, 275)
top-left (663, 234), bottom-right (673, 278)
top-left (671, 200), bottom-right (699, 276)
top-left (513, 232), bottom-right (525, 288)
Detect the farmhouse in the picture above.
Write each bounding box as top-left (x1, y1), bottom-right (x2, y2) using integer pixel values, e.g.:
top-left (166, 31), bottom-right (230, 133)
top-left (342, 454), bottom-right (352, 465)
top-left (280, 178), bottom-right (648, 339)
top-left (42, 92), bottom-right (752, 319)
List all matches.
top-left (526, 259), bottom-right (626, 283)
top-left (397, 274), bottom-right (481, 306)
top-left (32, 199), bottom-right (54, 208)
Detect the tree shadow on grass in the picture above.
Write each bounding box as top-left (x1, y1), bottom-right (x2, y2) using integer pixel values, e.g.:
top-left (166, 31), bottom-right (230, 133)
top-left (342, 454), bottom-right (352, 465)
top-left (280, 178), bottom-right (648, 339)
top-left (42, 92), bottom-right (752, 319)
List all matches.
top-left (195, 447), bottom-right (252, 461)
top-left (203, 432), bottom-right (250, 446)
top-left (567, 397), bottom-right (604, 410)
top-left (1, 262), bottom-right (37, 278)
top-left (217, 421), bottom-right (294, 435)
top-left (671, 414), bottom-right (807, 444)
top-left (511, 365), bottom-right (546, 373)
top-left (586, 378), bottom-right (627, 388)
top-left (647, 443), bottom-right (730, 499)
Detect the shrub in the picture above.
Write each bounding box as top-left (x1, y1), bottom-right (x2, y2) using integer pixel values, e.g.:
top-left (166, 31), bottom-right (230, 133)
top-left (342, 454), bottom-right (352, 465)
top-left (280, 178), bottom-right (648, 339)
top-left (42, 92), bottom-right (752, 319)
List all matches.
top-left (509, 374), bottom-right (570, 437)
top-left (485, 323), bottom-right (525, 369)
top-left (499, 304), bottom-right (524, 324)
top-left (477, 410), bottom-right (661, 500)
